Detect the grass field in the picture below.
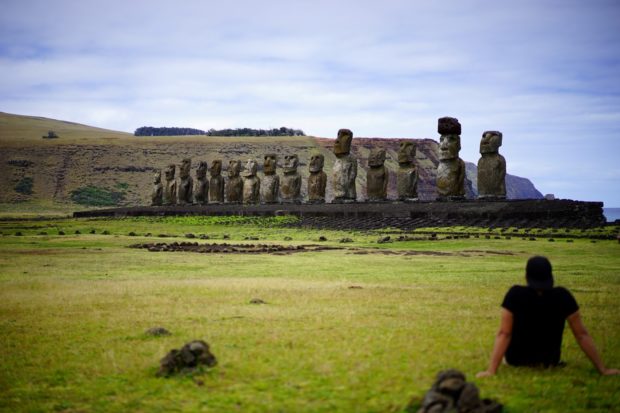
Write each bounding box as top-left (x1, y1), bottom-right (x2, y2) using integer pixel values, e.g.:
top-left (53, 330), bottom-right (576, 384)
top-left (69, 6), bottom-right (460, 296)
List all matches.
top-left (1, 216), bottom-right (619, 412)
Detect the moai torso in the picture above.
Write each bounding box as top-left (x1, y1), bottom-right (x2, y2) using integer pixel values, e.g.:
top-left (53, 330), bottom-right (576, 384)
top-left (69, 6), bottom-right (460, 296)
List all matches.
top-left (331, 129), bottom-right (357, 202)
top-left (151, 171), bottom-right (163, 206)
top-left (242, 159), bottom-right (261, 204)
top-left (436, 117), bottom-right (465, 200)
top-left (366, 148), bottom-right (388, 201)
top-left (437, 158), bottom-right (465, 198)
top-left (162, 164), bottom-right (177, 205)
top-left (307, 153), bottom-right (327, 203)
top-left (208, 160), bottom-right (225, 203)
top-left (261, 154), bottom-right (279, 203)
top-left (397, 140), bottom-right (418, 201)
top-left (194, 161), bottom-right (208, 204)
top-left (226, 160), bottom-right (243, 204)
top-left (280, 154), bottom-right (301, 203)
top-left (177, 158), bottom-right (193, 205)
top-left (477, 131), bottom-right (506, 199)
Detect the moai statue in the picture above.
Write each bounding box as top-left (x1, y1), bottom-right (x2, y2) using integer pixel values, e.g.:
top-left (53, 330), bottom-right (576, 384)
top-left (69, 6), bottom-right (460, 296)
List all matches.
top-left (261, 153), bottom-right (279, 203)
top-left (242, 159), bottom-right (260, 204)
top-left (151, 171), bottom-right (163, 206)
top-left (436, 117), bottom-right (465, 200)
top-left (209, 160), bottom-right (225, 203)
top-left (225, 160), bottom-right (243, 204)
top-left (162, 164), bottom-right (177, 205)
top-left (397, 140), bottom-right (418, 201)
top-left (477, 131), bottom-right (506, 200)
top-left (366, 148), bottom-right (388, 201)
top-left (177, 158), bottom-right (193, 205)
top-left (194, 161), bottom-right (208, 205)
top-left (331, 128), bottom-right (357, 203)
top-left (307, 153), bottom-right (327, 203)
top-left (280, 154), bottom-right (302, 203)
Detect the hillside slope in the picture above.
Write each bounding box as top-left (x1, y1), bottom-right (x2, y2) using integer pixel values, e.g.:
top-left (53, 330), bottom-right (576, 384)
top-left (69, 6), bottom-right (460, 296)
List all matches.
top-left (0, 112), bottom-right (542, 210)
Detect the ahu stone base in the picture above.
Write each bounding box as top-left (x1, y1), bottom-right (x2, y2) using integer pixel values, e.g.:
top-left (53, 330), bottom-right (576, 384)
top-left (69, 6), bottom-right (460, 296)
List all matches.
top-left (73, 199), bottom-right (606, 230)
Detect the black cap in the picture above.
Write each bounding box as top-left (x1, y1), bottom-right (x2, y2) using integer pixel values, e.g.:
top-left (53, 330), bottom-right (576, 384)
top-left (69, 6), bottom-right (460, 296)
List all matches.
top-left (526, 256), bottom-right (554, 290)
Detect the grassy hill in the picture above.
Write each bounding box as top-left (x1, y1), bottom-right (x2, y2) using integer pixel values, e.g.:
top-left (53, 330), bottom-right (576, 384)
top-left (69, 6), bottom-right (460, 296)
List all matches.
top-left (0, 112), bottom-right (542, 216)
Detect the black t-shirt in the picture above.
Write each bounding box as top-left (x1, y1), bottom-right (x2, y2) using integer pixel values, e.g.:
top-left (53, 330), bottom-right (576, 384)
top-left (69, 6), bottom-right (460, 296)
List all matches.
top-left (502, 285), bottom-right (579, 367)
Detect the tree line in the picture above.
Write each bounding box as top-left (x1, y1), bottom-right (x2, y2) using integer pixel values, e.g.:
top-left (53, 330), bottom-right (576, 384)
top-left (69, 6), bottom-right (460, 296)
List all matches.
top-left (134, 126), bottom-right (305, 137)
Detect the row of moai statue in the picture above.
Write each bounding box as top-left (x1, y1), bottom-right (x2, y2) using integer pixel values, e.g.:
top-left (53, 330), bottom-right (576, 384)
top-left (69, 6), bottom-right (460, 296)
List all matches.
top-left (150, 117), bottom-right (506, 206)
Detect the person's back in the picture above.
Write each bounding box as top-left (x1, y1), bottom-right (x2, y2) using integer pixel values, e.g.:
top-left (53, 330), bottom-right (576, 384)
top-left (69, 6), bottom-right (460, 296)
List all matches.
top-left (503, 285), bottom-right (577, 366)
top-left (477, 256), bottom-right (619, 377)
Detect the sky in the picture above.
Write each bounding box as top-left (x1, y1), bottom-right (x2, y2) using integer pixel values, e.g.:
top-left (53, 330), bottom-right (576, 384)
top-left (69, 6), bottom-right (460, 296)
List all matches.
top-left (1, 0), bottom-right (619, 206)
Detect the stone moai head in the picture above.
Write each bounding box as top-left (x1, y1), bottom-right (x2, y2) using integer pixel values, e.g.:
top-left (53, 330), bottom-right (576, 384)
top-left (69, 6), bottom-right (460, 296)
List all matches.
top-left (333, 129), bottom-right (353, 156)
top-left (228, 160), bottom-right (241, 178)
top-left (196, 161), bottom-right (208, 179)
top-left (179, 158), bottom-right (191, 179)
top-left (210, 160), bottom-right (222, 176)
top-left (164, 164), bottom-right (176, 181)
top-left (243, 159), bottom-right (258, 177)
top-left (368, 148), bottom-right (386, 168)
top-left (398, 141), bottom-right (416, 164)
top-left (153, 170), bottom-right (162, 184)
top-left (438, 117), bottom-right (462, 161)
top-left (283, 154), bottom-right (299, 173)
top-left (263, 153), bottom-right (277, 175)
top-left (309, 153), bottom-right (324, 173)
top-left (480, 131), bottom-right (503, 154)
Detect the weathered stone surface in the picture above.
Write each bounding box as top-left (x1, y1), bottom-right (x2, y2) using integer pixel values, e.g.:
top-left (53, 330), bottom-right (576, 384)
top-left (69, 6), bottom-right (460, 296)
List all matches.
top-left (413, 369), bottom-right (502, 413)
top-left (178, 158), bottom-right (193, 205)
top-left (209, 160), bottom-right (225, 203)
top-left (261, 153), bottom-right (279, 203)
top-left (397, 140), bottom-right (418, 201)
top-left (226, 160), bottom-right (243, 203)
top-left (280, 154), bottom-right (301, 203)
top-left (437, 116), bottom-right (461, 135)
top-left (151, 171), bottom-right (163, 206)
top-left (194, 161), bottom-right (208, 204)
top-left (477, 131), bottom-right (506, 199)
top-left (308, 153), bottom-right (327, 203)
top-left (332, 129), bottom-right (357, 202)
top-left (437, 118), bottom-right (465, 200)
top-left (162, 164), bottom-right (177, 205)
top-left (157, 340), bottom-right (217, 377)
top-left (242, 159), bottom-right (260, 204)
top-left (366, 148), bottom-right (388, 201)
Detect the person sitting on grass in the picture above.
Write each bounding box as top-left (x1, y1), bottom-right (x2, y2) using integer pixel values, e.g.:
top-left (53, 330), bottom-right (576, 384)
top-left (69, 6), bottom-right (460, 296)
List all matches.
top-left (477, 256), bottom-right (619, 377)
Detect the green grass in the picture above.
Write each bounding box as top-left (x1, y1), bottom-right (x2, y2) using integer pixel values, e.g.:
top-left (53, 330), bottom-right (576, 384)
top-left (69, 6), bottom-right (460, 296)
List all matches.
top-left (0, 217), bottom-right (619, 412)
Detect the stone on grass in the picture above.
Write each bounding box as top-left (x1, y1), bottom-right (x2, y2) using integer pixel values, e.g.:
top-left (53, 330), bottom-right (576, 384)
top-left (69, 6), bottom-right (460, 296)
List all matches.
top-left (250, 298), bottom-right (266, 304)
top-left (157, 340), bottom-right (217, 377)
top-left (408, 369), bottom-right (503, 413)
top-left (146, 327), bottom-right (171, 336)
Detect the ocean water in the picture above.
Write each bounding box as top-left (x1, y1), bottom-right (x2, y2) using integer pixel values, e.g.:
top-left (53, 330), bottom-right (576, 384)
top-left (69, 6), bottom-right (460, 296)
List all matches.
top-left (603, 208), bottom-right (620, 222)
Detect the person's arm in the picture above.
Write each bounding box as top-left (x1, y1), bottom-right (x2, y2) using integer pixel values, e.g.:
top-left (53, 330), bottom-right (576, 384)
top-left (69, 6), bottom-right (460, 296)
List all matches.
top-left (477, 308), bottom-right (513, 378)
top-left (567, 311), bottom-right (619, 375)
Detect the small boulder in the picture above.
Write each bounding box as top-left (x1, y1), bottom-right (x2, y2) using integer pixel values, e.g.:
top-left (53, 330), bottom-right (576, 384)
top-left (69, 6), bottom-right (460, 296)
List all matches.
top-left (157, 340), bottom-right (217, 377)
top-left (146, 327), bottom-right (171, 337)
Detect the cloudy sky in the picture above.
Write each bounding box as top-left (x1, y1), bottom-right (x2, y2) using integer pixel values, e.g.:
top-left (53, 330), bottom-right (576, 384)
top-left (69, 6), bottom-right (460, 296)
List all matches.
top-left (1, 0), bottom-right (619, 206)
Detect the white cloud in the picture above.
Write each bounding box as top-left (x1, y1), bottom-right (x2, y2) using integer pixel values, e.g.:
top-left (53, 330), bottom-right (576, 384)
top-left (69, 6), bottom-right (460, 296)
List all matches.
top-left (1, 0), bottom-right (620, 205)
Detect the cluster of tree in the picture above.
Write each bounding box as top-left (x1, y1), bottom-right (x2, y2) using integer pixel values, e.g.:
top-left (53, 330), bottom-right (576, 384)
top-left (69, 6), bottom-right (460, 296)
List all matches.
top-left (134, 126), bottom-right (305, 137)
top-left (134, 126), bottom-right (207, 136)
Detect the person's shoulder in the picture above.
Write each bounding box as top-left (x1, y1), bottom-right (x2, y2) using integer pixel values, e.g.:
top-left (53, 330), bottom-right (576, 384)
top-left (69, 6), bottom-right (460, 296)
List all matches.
top-left (506, 285), bottom-right (528, 295)
top-left (552, 286), bottom-right (573, 296)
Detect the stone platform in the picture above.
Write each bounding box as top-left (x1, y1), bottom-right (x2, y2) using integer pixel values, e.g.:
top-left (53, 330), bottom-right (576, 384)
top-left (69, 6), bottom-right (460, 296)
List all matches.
top-left (73, 199), bottom-right (606, 230)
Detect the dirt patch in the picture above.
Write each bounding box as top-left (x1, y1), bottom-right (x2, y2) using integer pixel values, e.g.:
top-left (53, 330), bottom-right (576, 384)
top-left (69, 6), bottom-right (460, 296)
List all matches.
top-left (130, 241), bottom-right (342, 255)
top-left (348, 248), bottom-right (456, 256)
